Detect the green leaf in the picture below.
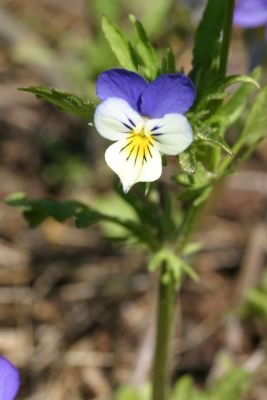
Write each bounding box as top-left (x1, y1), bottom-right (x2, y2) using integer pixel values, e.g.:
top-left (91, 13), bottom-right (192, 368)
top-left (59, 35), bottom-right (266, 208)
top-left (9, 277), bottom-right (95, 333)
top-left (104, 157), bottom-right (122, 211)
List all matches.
top-left (75, 209), bottom-right (108, 228)
top-left (179, 150), bottom-right (197, 175)
top-left (129, 15), bottom-right (158, 80)
top-left (19, 87), bottom-right (95, 120)
top-left (208, 365), bottom-right (250, 400)
top-left (102, 15), bottom-right (138, 71)
top-left (172, 375), bottom-right (196, 400)
top-left (160, 48), bottom-right (176, 74)
top-left (193, 186), bottom-right (212, 206)
top-left (6, 192), bottom-right (83, 228)
top-left (182, 242), bottom-right (202, 256)
top-left (200, 72), bottom-right (261, 110)
top-left (166, 47), bottom-right (176, 74)
top-left (191, 0), bottom-right (225, 84)
top-left (115, 384), bottom-right (150, 400)
top-left (148, 248), bottom-right (198, 284)
top-left (179, 259), bottom-right (199, 282)
top-left (6, 193), bottom-right (158, 247)
top-left (219, 74), bottom-right (260, 90)
top-left (216, 67), bottom-right (262, 126)
top-left (198, 129), bottom-right (233, 156)
top-left (240, 82), bottom-right (267, 145)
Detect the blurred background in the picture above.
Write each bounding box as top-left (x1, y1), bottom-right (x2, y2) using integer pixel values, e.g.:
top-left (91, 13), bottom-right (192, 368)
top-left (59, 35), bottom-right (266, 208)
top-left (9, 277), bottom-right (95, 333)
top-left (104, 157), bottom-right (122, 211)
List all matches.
top-left (1, 0), bottom-right (267, 398)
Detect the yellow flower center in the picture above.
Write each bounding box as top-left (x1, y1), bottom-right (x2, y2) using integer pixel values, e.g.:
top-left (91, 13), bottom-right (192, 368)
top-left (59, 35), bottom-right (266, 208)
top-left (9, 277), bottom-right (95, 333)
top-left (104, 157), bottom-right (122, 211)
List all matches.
top-left (121, 128), bottom-right (154, 164)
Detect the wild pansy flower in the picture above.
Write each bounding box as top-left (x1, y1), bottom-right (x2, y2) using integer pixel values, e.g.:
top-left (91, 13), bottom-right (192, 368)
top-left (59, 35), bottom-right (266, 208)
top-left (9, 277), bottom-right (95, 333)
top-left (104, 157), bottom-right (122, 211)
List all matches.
top-left (0, 356), bottom-right (20, 400)
top-left (94, 68), bottom-right (196, 192)
top-left (234, 0), bottom-right (267, 36)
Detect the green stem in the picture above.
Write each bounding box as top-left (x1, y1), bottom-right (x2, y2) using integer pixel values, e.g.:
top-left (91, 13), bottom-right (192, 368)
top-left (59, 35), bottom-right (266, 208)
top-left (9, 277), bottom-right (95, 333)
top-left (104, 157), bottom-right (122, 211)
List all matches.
top-left (152, 264), bottom-right (176, 400)
top-left (151, 203), bottom-right (202, 400)
top-left (219, 0), bottom-right (235, 78)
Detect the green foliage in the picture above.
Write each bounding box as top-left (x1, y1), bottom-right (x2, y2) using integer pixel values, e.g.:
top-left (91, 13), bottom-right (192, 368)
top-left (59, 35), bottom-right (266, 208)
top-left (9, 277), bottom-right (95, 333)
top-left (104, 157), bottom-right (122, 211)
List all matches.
top-left (172, 365), bottom-right (250, 400)
top-left (179, 149), bottom-right (197, 175)
top-left (214, 67), bottom-right (262, 127)
top-left (176, 67), bottom-right (263, 206)
top-left (102, 15), bottom-right (138, 72)
top-left (11, 7), bottom-right (267, 281)
top-left (241, 270), bottom-right (267, 321)
top-left (197, 127), bottom-right (233, 157)
top-left (129, 15), bottom-right (158, 80)
top-left (5, 192), bottom-right (157, 248)
top-left (115, 384), bottom-right (151, 400)
top-left (19, 86), bottom-right (96, 120)
top-left (114, 361), bottom-right (250, 400)
top-left (190, 0), bottom-right (225, 88)
top-left (148, 248), bottom-right (199, 285)
top-left (240, 83), bottom-right (267, 146)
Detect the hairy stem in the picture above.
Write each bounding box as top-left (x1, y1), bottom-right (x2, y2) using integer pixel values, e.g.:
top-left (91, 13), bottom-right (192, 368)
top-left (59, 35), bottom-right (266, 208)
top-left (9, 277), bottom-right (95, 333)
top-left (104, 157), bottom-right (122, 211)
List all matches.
top-left (219, 0), bottom-right (235, 77)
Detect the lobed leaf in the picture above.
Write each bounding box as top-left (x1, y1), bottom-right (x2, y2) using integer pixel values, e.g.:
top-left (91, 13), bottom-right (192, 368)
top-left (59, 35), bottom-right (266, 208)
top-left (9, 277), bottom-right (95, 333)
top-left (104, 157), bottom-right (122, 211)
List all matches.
top-left (19, 86), bottom-right (96, 120)
top-left (5, 192), bottom-right (159, 248)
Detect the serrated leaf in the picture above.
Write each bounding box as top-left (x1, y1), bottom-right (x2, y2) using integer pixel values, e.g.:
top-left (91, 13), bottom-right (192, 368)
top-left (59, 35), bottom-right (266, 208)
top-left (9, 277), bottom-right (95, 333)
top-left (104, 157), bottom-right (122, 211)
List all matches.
top-left (102, 16), bottom-right (138, 71)
top-left (179, 150), bottom-right (197, 175)
top-left (198, 130), bottom-right (233, 156)
top-left (129, 15), bottom-right (158, 80)
top-left (19, 86), bottom-right (95, 120)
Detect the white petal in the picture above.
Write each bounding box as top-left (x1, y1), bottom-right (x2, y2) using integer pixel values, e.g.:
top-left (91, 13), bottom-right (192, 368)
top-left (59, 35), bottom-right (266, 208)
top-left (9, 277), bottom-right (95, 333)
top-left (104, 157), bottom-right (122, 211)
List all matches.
top-left (105, 138), bottom-right (162, 192)
top-left (94, 97), bottom-right (144, 141)
top-left (144, 113), bottom-right (193, 155)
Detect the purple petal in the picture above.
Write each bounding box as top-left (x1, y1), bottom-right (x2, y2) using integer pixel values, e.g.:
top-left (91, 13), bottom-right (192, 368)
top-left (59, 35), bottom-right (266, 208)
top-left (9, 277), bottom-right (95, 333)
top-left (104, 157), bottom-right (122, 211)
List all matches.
top-left (234, 0), bottom-right (267, 28)
top-left (96, 69), bottom-right (148, 112)
top-left (140, 74), bottom-right (196, 118)
top-left (0, 356), bottom-right (20, 400)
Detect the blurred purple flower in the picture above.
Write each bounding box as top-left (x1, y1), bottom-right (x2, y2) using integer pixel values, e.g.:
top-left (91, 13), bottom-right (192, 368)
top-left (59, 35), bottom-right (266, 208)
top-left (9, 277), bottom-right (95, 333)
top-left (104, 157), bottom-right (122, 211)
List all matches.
top-left (234, 0), bottom-right (267, 32)
top-left (0, 356), bottom-right (20, 400)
